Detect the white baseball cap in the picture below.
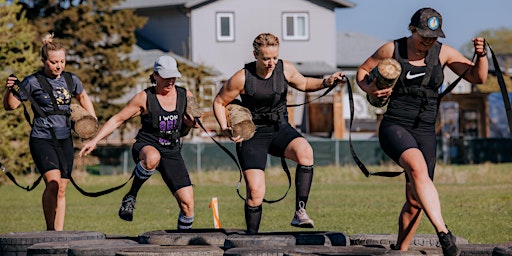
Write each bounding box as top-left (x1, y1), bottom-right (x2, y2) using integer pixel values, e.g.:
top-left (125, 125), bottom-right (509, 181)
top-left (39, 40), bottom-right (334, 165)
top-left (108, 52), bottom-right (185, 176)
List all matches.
top-left (154, 55), bottom-right (182, 78)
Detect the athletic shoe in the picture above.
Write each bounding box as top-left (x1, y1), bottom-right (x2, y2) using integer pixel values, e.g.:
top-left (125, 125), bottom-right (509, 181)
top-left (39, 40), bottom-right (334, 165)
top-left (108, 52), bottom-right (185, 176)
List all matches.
top-left (118, 195), bottom-right (136, 222)
top-left (290, 201), bottom-right (314, 228)
top-left (437, 230), bottom-right (461, 256)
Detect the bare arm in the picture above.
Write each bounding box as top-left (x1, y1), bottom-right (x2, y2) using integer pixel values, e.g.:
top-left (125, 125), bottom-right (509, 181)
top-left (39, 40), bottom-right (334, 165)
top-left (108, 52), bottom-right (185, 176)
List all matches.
top-left (443, 37), bottom-right (488, 84)
top-left (356, 41), bottom-right (395, 97)
top-left (212, 69), bottom-right (245, 142)
top-left (182, 89), bottom-right (200, 129)
top-left (79, 91), bottom-right (146, 157)
top-left (284, 60), bottom-right (345, 92)
top-left (3, 76), bottom-right (22, 110)
top-left (75, 90), bottom-right (96, 119)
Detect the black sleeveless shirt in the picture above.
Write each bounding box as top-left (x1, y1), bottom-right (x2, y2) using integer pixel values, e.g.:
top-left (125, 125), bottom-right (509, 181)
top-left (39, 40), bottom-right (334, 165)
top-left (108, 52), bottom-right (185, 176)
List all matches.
top-left (240, 60), bottom-right (289, 125)
top-left (136, 87), bottom-right (183, 147)
top-left (384, 37), bottom-right (444, 129)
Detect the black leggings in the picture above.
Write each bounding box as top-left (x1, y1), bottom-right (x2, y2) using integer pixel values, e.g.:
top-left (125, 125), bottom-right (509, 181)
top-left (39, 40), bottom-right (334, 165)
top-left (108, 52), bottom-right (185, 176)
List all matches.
top-left (378, 119), bottom-right (437, 181)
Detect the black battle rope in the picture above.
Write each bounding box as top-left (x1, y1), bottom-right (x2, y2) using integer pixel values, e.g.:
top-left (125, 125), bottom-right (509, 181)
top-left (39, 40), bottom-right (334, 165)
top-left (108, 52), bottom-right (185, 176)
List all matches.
top-left (192, 79), bottom-right (341, 203)
top-left (346, 77), bottom-right (404, 177)
top-left (3, 74), bottom-right (134, 196)
top-left (1, 161), bottom-right (43, 191)
top-left (440, 41), bottom-right (511, 130)
top-left (487, 43), bottom-right (512, 137)
top-left (195, 117), bottom-right (291, 204)
top-left (349, 40), bottom-right (512, 177)
top-left (286, 78), bottom-right (341, 107)
top-left (438, 52), bottom-right (476, 99)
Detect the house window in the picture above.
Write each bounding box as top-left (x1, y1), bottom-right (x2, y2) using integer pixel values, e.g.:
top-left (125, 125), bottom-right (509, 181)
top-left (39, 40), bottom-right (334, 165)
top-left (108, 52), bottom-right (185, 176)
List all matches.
top-left (462, 109), bottom-right (479, 137)
top-left (216, 12), bottom-right (234, 42)
top-left (282, 12), bottom-right (309, 40)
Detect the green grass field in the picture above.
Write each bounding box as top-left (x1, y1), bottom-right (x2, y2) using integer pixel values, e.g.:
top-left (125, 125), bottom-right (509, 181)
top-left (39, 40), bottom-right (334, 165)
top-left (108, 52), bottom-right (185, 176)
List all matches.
top-left (0, 162), bottom-right (510, 244)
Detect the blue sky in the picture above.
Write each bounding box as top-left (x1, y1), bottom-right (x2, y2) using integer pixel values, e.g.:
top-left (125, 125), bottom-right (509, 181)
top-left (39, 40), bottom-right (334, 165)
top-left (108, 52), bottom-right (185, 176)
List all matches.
top-left (336, 0), bottom-right (512, 51)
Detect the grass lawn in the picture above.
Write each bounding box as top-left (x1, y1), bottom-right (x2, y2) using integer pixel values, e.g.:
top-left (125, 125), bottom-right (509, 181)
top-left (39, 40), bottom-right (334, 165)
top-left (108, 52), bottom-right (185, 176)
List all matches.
top-left (0, 162), bottom-right (510, 244)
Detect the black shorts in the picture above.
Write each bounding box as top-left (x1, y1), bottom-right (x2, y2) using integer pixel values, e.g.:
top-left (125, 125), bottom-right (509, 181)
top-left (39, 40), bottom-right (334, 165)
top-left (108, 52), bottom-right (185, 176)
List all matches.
top-left (132, 141), bottom-right (191, 194)
top-left (378, 119), bottom-right (437, 181)
top-left (236, 123), bottom-right (302, 170)
top-left (29, 137), bottom-right (74, 179)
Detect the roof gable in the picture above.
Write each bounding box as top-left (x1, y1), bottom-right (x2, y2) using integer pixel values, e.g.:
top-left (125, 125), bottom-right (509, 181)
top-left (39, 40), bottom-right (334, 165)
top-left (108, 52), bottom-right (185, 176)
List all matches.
top-left (337, 32), bottom-right (386, 68)
top-left (118, 0), bottom-right (354, 10)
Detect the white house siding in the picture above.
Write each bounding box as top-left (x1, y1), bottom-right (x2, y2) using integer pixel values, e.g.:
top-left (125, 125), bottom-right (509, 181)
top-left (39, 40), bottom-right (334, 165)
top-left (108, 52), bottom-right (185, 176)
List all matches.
top-left (190, 0), bottom-right (338, 79)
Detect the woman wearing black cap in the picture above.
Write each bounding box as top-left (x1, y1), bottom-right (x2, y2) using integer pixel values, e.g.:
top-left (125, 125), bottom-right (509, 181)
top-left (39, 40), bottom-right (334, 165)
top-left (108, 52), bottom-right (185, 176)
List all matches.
top-left (356, 7), bottom-right (488, 256)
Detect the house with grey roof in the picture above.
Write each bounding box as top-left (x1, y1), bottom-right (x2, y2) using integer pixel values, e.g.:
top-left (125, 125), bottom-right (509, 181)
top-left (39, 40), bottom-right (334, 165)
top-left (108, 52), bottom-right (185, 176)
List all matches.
top-left (117, 0), bottom-right (357, 135)
top-left (118, 0), bottom-right (355, 80)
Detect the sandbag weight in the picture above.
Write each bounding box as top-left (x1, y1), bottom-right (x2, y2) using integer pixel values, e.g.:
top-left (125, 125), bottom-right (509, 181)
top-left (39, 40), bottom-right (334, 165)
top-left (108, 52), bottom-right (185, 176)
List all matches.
top-left (226, 103), bottom-right (256, 140)
top-left (70, 104), bottom-right (98, 140)
top-left (366, 58), bottom-right (401, 108)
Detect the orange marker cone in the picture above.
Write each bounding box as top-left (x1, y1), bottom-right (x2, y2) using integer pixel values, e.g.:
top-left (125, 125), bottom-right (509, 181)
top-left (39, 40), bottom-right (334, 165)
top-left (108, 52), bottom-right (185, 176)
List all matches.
top-left (208, 197), bottom-right (221, 228)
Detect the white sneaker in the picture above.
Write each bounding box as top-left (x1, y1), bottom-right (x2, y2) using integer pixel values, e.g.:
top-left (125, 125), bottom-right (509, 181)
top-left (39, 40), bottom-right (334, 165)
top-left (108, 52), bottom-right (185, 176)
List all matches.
top-left (290, 201), bottom-right (314, 228)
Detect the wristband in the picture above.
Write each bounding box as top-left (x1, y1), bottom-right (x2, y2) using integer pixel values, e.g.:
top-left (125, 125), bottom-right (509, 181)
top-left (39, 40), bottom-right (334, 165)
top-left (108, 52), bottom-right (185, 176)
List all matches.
top-left (322, 79), bottom-right (329, 88)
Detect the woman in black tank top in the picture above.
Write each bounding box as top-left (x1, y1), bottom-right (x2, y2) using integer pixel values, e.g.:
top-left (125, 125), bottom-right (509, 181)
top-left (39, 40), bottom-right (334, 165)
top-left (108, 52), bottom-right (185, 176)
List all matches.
top-left (213, 32), bottom-right (346, 233)
top-left (356, 8), bottom-right (488, 256)
top-left (80, 55), bottom-right (200, 229)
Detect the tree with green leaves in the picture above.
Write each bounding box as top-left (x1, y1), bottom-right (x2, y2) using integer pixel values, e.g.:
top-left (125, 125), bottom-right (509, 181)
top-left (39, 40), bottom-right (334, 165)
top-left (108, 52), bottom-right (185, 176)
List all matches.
top-left (1, 0), bottom-right (147, 183)
top-left (462, 27), bottom-right (512, 93)
top-left (0, 0), bottom-right (40, 182)
top-left (22, 0), bottom-right (147, 123)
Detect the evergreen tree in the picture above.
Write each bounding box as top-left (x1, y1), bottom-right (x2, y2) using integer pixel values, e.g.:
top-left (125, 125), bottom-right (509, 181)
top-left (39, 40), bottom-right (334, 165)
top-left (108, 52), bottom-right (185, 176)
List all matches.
top-left (0, 0), bottom-right (40, 181)
top-left (18, 0), bottom-right (147, 123)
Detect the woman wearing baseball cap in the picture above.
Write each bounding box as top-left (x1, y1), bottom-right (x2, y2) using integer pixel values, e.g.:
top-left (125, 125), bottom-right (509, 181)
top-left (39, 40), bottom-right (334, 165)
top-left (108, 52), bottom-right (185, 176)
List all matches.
top-left (80, 55), bottom-right (199, 229)
top-left (356, 7), bottom-right (488, 256)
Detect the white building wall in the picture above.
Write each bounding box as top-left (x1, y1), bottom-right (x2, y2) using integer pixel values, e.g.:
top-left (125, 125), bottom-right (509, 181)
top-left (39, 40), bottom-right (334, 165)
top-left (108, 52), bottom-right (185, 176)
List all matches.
top-left (190, 0), bottom-right (338, 79)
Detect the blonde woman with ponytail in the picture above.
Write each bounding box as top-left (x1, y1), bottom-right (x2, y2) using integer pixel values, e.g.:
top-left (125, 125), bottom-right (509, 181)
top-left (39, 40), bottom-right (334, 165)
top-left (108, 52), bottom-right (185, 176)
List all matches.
top-left (4, 33), bottom-right (96, 231)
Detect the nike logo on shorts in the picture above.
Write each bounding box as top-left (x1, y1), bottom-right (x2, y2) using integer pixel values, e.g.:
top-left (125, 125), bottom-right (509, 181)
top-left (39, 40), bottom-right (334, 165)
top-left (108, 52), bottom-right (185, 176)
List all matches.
top-left (406, 71), bottom-right (426, 80)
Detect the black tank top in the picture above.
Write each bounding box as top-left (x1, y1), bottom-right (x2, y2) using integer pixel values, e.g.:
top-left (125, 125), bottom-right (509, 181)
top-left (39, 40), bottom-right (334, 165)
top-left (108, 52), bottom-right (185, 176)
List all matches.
top-left (240, 60), bottom-right (288, 125)
top-left (136, 89), bottom-right (182, 147)
top-left (384, 37), bottom-right (444, 128)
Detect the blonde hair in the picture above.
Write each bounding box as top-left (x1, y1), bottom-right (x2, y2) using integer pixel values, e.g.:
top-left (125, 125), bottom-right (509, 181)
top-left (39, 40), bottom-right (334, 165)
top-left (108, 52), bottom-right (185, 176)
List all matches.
top-left (41, 33), bottom-right (65, 60)
top-left (252, 33), bottom-right (279, 54)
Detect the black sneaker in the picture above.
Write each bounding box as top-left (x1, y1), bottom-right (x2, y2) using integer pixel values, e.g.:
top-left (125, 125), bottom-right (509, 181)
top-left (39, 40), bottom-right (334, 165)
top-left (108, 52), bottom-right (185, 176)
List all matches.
top-left (437, 230), bottom-right (461, 256)
top-left (118, 195), bottom-right (136, 221)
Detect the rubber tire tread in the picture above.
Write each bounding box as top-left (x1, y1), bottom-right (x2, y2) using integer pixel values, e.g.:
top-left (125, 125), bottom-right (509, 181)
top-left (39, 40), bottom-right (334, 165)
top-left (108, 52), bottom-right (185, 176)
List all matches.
top-left (115, 245), bottom-right (224, 256)
top-left (0, 231), bottom-right (105, 256)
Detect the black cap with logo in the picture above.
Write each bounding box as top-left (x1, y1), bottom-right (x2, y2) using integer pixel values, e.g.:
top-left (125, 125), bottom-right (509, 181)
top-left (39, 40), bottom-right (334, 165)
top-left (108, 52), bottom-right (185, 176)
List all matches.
top-left (410, 7), bottom-right (445, 38)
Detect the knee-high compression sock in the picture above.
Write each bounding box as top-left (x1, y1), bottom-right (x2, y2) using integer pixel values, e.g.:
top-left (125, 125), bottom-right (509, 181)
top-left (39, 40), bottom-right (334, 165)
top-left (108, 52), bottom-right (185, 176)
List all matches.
top-left (295, 164), bottom-right (314, 211)
top-left (244, 203), bottom-right (262, 234)
top-left (177, 211), bottom-right (194, 229)
top-left (128, 162), bottom-right (154, 197)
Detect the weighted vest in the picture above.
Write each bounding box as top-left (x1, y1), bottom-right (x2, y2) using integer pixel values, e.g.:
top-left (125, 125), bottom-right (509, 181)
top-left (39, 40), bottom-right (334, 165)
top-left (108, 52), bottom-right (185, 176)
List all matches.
top-left (34, 71), bottom-right (74, 119)
top-left (394, 37), bottom-right (443, 98)
top-left (145, 86), bottom-right (187, 143)
top-left (240, 60), bottom-right (288, 125)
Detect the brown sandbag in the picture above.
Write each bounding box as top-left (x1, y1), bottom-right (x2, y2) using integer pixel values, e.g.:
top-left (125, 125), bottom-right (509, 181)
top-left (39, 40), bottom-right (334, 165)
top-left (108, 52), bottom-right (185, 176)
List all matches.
top-left (226, 103), bottom-right (255, 140)
top-left (186, 95), bottom-right (203, 118)
top-left (70, 103), bottom-right (98, 139)
top-left (180, 96), bottom-right (203, 137)
top-left (366, 57), bottom-right (401, 107)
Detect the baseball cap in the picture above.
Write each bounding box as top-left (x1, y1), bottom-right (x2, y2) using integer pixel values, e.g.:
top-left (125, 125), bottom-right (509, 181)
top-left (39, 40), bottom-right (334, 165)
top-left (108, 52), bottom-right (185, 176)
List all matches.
top-left (410, 7), bottom-right (445, 38)
top-left (154, 55), bottom-right (182, 78)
